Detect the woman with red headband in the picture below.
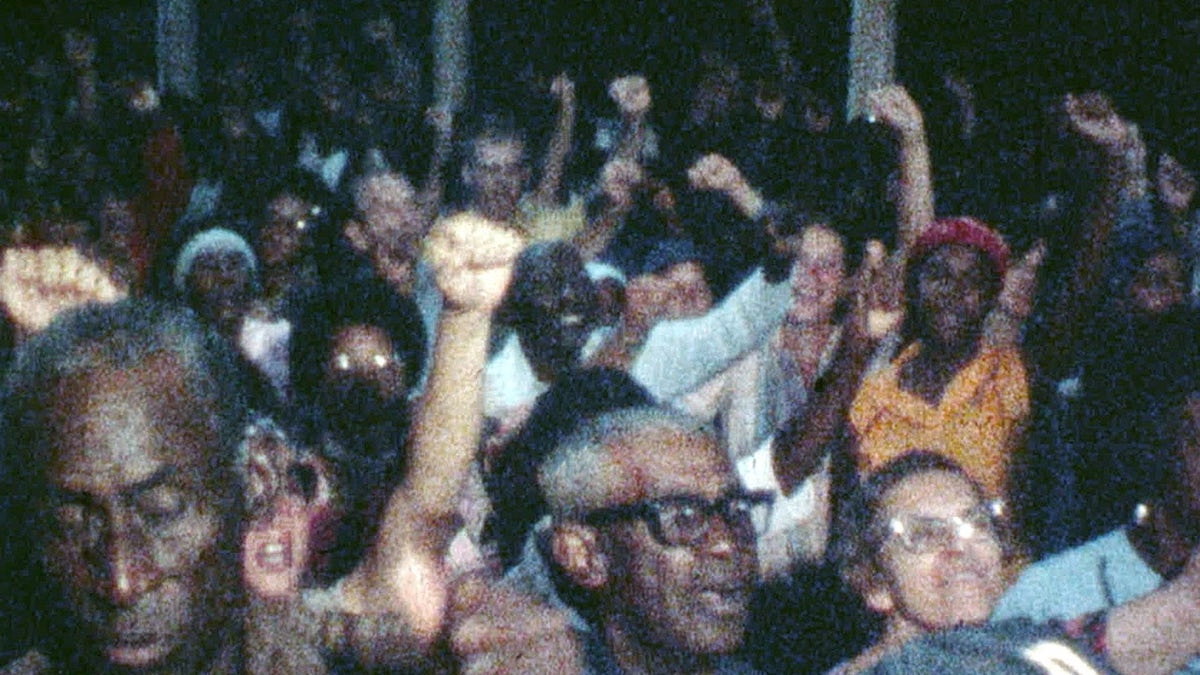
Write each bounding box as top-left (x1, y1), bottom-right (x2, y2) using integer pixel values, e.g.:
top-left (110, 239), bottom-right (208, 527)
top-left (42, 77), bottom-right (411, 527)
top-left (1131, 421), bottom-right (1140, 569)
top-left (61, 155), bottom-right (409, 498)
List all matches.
top-left (848, 85), bottom-right (1033, 501)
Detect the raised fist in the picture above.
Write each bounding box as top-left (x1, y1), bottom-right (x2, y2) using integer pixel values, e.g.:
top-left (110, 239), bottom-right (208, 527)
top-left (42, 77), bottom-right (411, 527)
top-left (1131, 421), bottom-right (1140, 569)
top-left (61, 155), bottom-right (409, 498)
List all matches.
top-left (687, 153), bottom-right (747, 195)
top-left (0, 246), bottom-right (128, 339)
top-left (1063, 91), bottom-right (1133, 154)
top-left (424, 212), bottom-right (525, 313)
top-left (549, 72), bottom-right (575, 103)
top-left (608, 75), bottom-right (651, 117)
top-left (1157, 153), bottom-right (1197, 216)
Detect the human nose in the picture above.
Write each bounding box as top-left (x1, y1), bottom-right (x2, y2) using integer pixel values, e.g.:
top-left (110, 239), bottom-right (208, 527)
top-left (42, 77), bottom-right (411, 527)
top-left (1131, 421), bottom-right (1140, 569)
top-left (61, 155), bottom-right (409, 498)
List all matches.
top-left (100, 514), bottom-right (161, 607)
top-left (696, 510), bottom-right (746, 559)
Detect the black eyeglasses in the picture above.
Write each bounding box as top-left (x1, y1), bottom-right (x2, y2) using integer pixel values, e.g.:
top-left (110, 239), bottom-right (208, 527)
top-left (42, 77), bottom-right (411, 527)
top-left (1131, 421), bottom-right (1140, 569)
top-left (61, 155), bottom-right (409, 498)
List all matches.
top-left (580, 490), bottom-right (774, 548)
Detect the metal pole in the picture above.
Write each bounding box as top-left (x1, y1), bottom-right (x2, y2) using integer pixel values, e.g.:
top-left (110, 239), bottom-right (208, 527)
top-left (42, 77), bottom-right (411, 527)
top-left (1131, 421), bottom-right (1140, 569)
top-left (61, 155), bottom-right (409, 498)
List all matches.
top-left (156, 0), bottom-right (198, 99)
top-left (846, 0), bottom-right (897, 121)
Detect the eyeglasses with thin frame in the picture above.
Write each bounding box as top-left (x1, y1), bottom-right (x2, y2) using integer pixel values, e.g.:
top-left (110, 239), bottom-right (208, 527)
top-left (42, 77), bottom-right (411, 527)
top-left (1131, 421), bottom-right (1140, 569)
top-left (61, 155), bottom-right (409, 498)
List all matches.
top-left (880, 499), bottom-right (1006, 555)
top-left (580, 489), bottom-right (774, 548)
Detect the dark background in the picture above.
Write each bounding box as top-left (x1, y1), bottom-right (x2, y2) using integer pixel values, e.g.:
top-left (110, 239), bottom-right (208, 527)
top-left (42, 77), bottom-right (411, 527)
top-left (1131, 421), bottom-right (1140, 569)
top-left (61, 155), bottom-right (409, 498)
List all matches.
top-left (2, 0), bottom-right (1197, 163)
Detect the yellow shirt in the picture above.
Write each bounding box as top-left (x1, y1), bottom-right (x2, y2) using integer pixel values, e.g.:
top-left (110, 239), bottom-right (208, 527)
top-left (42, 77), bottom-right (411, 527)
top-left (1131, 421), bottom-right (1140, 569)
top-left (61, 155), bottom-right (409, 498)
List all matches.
top-left (849, 343), bottom-right (1029, 498)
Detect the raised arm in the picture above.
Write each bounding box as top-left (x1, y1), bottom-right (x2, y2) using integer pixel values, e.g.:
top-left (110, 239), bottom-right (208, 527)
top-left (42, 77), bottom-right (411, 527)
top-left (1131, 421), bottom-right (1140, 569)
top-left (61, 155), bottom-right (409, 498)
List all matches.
top-left (773, 241), bottom-right (903, 492)
top-left (687, 152), bottom-right (766, 219)
top-left (864, 84), bottom-right (935, 253)
top-left (335, 213), bottom-right (523, 643)
top-left (608, 75), bottom-right (652, 163)
top-left (1036, 92), bottom-right (1147, 378)
top-left (534, 73), bottom-right (578, 206)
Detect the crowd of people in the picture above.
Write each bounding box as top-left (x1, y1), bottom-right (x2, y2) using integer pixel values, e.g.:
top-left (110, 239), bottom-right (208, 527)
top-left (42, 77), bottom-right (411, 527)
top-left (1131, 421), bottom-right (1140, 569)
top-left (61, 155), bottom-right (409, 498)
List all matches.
top-left (2, 7), bottom-right (1200, 675)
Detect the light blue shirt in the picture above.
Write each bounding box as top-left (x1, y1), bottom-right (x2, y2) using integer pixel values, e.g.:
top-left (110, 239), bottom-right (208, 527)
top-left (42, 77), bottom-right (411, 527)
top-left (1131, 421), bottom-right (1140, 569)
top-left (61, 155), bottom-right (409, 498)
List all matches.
top-left (992, 527), bottom-right (1200, 674)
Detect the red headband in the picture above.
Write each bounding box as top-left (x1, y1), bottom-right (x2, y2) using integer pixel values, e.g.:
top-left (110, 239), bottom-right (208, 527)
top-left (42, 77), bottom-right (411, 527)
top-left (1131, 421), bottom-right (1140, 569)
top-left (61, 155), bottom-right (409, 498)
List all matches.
top-left (912, 216), bottom-right (1009, 277)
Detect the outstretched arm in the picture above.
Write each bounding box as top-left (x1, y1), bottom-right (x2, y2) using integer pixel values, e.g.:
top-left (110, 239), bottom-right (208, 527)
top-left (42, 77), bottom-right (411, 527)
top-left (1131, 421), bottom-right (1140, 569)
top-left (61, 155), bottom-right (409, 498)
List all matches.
top-left (608, 75), bottom-right (652, 163)
top-left (1036, 92), bottom-right (1147, 378)
top-left (1105, 547), bottom-right (1200, 675)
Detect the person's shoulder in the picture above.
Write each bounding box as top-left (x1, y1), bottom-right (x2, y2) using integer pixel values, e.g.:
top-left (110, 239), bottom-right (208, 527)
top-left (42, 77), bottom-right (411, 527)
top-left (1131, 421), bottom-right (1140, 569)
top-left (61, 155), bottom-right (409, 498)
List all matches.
top-left (1, 651), bottom-right (53, 675)
top-left (865, 620), bottom-right (1117, 675)
top-left (1013, 529), bottom-right (1134, 585)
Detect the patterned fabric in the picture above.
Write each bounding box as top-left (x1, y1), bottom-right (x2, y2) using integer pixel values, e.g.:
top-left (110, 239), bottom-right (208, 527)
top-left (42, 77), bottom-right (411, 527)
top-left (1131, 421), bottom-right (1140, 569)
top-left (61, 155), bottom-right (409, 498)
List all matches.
top-left (850, 343), bottom-right (1029, 497)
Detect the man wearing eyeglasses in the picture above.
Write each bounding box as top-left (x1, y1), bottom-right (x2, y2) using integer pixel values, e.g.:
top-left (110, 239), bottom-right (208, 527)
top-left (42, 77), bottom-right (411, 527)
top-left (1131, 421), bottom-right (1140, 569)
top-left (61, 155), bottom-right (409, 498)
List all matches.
top-left (538, 405), bottom-right (769, 675)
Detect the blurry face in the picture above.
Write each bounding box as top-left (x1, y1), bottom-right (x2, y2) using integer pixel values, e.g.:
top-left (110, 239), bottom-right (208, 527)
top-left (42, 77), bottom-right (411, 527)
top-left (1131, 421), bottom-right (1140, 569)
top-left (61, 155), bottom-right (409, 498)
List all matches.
top-left (788, 227), bottom-right (844, 324)
top-left (914, 244), bottom-right (996, 350)
top-left (513, 246), bottom-right (599, 379)
top-left (602, 426), bottom-right (757, 656)
top-left (320, 324), bottom-right (409, 431)
top-left (627, 262), bottom-right (714, 326)
top-left (469, 138), bottom-right (528, 221)
top-left (39, 354), bottom-right (239, 673)
top-left (187, 250), bottom-right (254, 331)
top-left (349, 173), bottom-right (423, 281)
top-left (1128, 252), bottom-right (1185, 316)
top-left (872, 470), bottom-right (1006, 633)
top-left (260, 193), bottom-right (319, 270)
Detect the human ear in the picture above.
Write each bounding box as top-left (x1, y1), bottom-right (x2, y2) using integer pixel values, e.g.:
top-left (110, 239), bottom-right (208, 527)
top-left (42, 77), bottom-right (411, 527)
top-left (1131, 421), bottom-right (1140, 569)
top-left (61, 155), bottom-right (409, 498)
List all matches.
top-left (550, 523), bottom-right (608, 589)
top-left (343, 219), bottom-right (370, 253)
top-left (864, 583), bottom-right (895, 615)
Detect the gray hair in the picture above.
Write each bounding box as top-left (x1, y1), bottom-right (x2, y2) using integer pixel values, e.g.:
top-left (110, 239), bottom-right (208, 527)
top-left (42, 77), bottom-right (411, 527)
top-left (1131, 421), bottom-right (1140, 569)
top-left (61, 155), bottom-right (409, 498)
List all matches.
top-left (538, 405), bottom-right (714, 517)
top-left (0, 300), bottom-right (251, 507)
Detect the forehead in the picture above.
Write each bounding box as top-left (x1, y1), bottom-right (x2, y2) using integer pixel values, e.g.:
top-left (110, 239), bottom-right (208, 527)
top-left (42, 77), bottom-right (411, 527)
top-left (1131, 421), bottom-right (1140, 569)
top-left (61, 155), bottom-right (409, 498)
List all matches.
top-left (799, 228), bottom-right (843, 263)
top-left (44, 353), bottom-right (222, 496)
top-left (329, 324), bottom-right (394, 358)
top-left (1137, 252), bottom-right (1184, 276)
top-left (473, 138), bottom-right (524, 167)
top-left (519, 247), bottom-right (585, 291)
top-left (918, 244), bottom-right (991, 278)
top-left (880, 469), bottom-right (981, 521)
top-left (607, 425), bottom-right (733, 502)
top-left (357, 173), bottom-right (415, 205)
top-left (268, 193), bottom-right (310, 219)
top-left (193, 249), bottom-right (250, 270)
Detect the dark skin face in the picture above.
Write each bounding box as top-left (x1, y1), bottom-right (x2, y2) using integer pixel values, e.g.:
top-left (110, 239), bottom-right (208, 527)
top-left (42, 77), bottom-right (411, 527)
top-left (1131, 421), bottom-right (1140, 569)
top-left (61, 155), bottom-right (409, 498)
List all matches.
top-left (186, 250), bottom-right (254, 338)
top-left (901, 244), bottom-right (998, 404)
top-left (260, 193), bottom-right (318, 272)
top-left (319, 323), bottom-right (410, 435)
top-left (38, 353), bottom-right (241, 674)
top-left (466, 138), bottom-right (528, 223)
top-left (512, 246), bottom-right (599, 383)
top-left (600, 426), bottom-right (756, 666)
top-left (1127, 252), bottom-right (1186, 317)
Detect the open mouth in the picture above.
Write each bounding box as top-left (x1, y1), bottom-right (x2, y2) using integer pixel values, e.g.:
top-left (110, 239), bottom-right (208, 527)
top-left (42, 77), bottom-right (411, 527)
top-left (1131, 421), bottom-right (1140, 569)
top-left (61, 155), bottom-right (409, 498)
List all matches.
top-left (254, 532), bottom-right (294, 572)
top-left (697, 586), bottom-right (751, 617)
top-left (106, 635), bottom-right (170, 668)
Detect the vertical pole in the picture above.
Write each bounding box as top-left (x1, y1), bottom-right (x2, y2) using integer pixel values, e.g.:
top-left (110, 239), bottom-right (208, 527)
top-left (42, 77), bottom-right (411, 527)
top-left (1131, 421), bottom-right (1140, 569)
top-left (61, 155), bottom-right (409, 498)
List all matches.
top-left (846, 0), bottom-right (897, 121)
top-left (156, 0), bottom-right (198, 99)
top-left (431, 0), bottom-right (470, 116)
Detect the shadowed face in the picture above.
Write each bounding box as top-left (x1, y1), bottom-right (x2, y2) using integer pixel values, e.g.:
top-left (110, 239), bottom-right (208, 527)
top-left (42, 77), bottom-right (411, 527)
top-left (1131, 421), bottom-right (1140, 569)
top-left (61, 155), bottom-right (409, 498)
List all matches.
top-left (511, 245), bottom-right (599, 380)
top-left (186, 250), bottom-right (254, 334)
top-left (38, 353), bottom-right (241, 673)
top-left (913, 244), bottom-right (997, 351)
top-left (319, 323), bottom-right (410, 432)
top-left (788, 226), bottom-right (845, 325)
